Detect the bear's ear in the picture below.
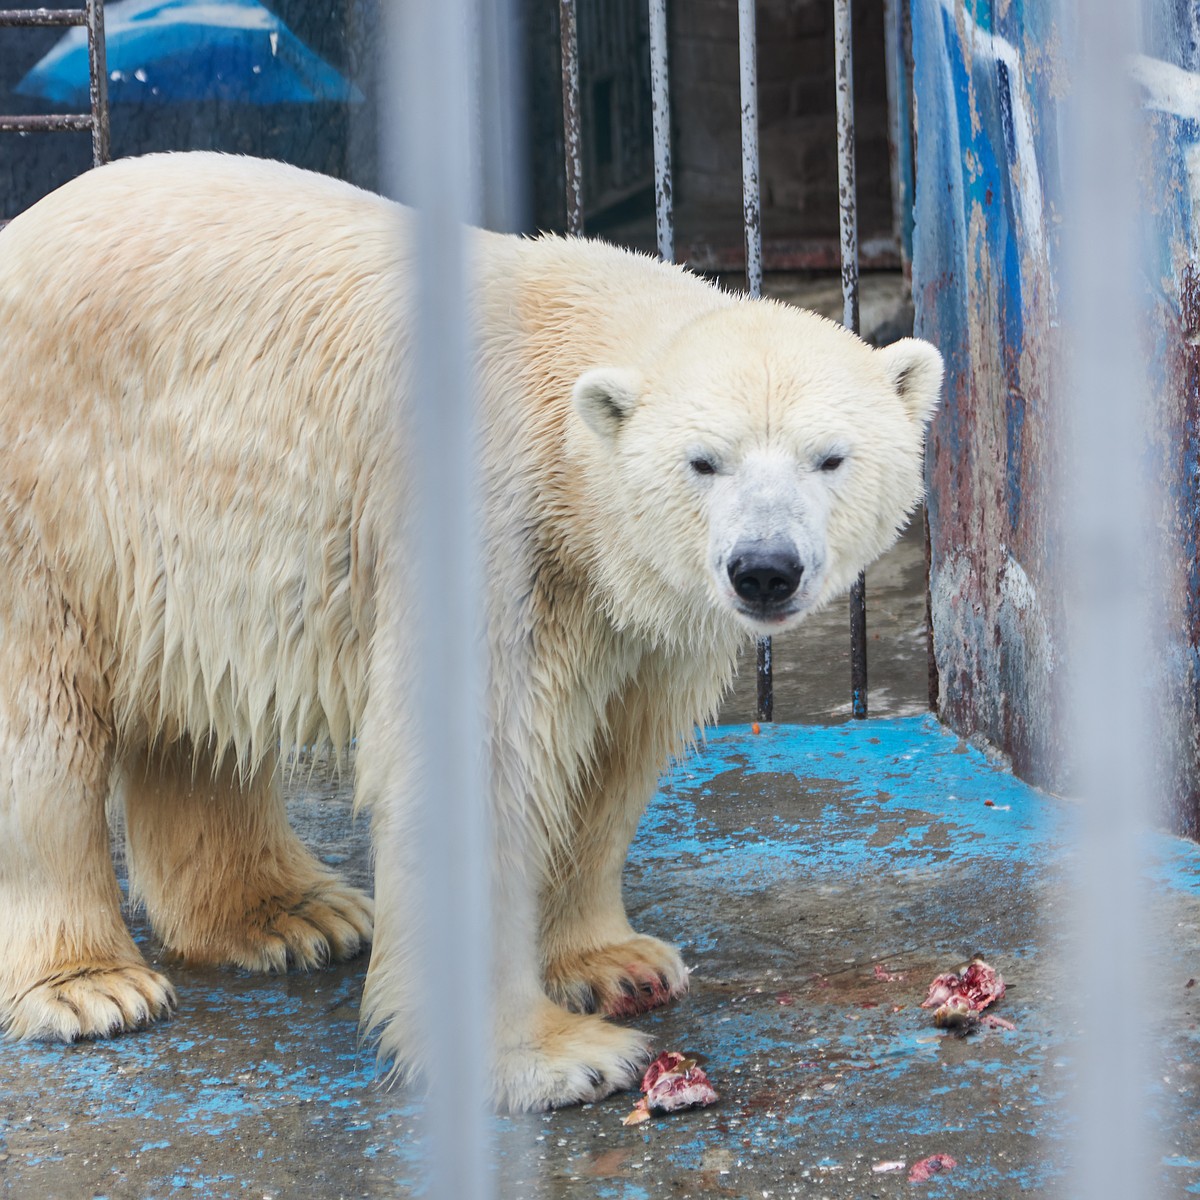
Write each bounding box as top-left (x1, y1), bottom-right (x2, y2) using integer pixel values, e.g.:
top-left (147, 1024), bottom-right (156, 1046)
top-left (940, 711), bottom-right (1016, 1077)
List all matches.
top-left (877, 338), bottom-right (943, 427)
top-left (573, 367), bottom-right (643, 440)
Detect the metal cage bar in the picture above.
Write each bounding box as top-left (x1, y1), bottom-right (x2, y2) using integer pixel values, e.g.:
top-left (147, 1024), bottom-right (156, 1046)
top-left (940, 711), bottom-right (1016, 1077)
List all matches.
top-left (387, 1), bottom-right (494, 1195)
top-left (559, 0), bottom-right (584, 235)
top-left (881, 0), bottom-right (914, 264)
top-left (0, 1), bottom-right (109, 168)
top-left (648, 0), bottom-right (672, 263)
top-left (737, 0), bottom-right (773, 723)
top-left (85, 0), bottom-right (109, 166)
top-left (833, 0), bottom-right (868, 720)
top-left (1066, 2), bottom-right (1157, 1191)
top-left (0, 6), bottom-right (86, 24)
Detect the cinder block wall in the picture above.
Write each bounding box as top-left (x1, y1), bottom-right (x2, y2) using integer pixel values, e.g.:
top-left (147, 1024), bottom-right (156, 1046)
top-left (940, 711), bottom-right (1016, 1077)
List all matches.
top-left (669, 0), bottom-right (894, 240)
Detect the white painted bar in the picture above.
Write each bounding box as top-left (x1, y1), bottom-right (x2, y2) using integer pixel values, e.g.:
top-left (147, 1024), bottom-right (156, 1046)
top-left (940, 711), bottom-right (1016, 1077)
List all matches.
top-left (738, 0), bottom-right (771, 718)
top-left (384, 0), bottom-right (492, 1196)
top-left (1064, 2), bottom-right (1157, 1195)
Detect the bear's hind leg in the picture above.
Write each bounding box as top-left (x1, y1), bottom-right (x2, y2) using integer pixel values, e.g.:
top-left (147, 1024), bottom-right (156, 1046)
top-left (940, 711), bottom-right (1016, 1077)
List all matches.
top-left (0, 595), bottom-right (176, 1041)
top-left (121, 741), bottom-right (373, 971)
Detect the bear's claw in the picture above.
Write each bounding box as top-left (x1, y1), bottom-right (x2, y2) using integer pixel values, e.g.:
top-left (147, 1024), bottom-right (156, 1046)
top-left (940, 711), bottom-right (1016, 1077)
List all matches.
top-left (545, 934), bottom-right (689, 1019)
top-left (5, 962), bottom-right (177, 1042)
top-left (196, 880), bottom-right (375, 973)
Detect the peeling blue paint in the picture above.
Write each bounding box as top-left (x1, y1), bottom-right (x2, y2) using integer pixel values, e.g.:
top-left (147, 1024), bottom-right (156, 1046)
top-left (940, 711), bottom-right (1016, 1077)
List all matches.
top-left (915, 0), bottom-right (1200, 839)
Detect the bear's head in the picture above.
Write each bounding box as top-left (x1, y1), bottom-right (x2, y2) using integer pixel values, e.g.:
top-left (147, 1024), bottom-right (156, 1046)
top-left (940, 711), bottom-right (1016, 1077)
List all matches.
top-left (569, 300), bottom-right (942, 642)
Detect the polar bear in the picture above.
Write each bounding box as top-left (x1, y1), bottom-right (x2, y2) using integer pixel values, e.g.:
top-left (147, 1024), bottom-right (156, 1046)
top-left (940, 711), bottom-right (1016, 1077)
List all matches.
top-left (0, 153), bottom-right (940, 1112)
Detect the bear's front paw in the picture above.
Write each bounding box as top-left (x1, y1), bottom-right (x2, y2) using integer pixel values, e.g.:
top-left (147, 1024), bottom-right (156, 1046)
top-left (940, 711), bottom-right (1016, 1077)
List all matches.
top-left (194, 879), bottom-right (375, 973)
top-left (4, 962), bottom-right (177, 1042)
top-left (544, 934), bottom-right (689, 1018)
top-left (492, 1000), bottom-right (654, 1112)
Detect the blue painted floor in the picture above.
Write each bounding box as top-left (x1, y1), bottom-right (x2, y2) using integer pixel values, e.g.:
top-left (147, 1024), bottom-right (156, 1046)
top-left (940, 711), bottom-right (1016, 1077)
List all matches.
top-left (2, 716), bottom-right (1199, 1198)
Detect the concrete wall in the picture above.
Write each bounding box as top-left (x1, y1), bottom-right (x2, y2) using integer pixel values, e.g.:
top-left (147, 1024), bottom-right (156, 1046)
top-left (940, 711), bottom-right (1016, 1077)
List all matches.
top-left (912, 0), bottom-right (1200, 836)
top-left (669, 0), bottom-right (893, 240)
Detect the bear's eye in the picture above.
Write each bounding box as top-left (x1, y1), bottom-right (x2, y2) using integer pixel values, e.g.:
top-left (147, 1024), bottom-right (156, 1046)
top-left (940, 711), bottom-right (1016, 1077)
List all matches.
top-left (689, 456), bottom-right (718, 477)
top-left (819, 454), bottom-right (845, 473)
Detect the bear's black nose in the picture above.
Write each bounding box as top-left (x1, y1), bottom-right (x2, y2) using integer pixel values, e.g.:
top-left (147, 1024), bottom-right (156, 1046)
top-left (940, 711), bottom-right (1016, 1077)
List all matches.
top-left (728, 544), bottom-right (804, 606)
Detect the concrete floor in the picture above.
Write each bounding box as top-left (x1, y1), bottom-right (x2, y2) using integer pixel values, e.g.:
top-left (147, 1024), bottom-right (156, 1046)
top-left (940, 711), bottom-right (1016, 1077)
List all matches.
top-left (4, 715), bottom-right (1200, 1199)
top-left (3, 511), bottom-right (1200, 1198)
top-left (4, 279), bottom-right (1200, 1197)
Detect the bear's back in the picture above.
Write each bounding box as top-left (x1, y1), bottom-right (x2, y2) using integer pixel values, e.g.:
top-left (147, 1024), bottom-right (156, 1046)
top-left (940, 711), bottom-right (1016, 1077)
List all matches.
top-left (0, 155), bottom-right (408, 759)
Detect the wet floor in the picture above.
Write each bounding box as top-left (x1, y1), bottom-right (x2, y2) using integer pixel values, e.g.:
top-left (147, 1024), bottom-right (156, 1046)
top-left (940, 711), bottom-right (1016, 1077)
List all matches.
top-left (4, 717), bottom-right (1200, 1199)
top-left (4, 276), bottom-right (1199, 1197)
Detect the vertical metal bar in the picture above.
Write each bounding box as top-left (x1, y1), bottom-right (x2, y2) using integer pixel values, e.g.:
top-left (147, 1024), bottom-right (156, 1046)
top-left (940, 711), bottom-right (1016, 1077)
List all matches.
top-left (388, 0), bottom-right (491, 1195)
top-left (85, 0), bottom-right (109, 165)
top-left (923, 504), bottom-right (938, 712)
top-left (833, 0), bottom-right (859, 333)
top-left (754, 634), bottom-right (773, 724)
top-left (1065, 2), bottom-right (1157, 1194)
top-left (881, 0), bottom-right (914, 265)
top-left (560, 0), bottom-right (584, 236)
top-left (738, 0), bottom-right (771, 722)
top-left (834, 0), bottom-right (867, 720)
top-left (848, 579), bottom-right (867, 718)
top-left (478, 0), bottom-right (527, 236)
top-left (648, 0), bottom-right (673, 263)
top-left (738, 0), bottom-right (761, 299)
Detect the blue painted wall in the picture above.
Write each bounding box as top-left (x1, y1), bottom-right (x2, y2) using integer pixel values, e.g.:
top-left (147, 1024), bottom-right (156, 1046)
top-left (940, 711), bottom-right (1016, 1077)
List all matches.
top-left (911, 0), bottom-right (1200, 835)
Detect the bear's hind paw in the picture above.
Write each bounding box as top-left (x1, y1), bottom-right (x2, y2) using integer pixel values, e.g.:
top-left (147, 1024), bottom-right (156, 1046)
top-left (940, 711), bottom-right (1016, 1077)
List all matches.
top-left (5, 962), bottom-right (176, 1042)
top-left (183, 878), bottom-right (375, 973)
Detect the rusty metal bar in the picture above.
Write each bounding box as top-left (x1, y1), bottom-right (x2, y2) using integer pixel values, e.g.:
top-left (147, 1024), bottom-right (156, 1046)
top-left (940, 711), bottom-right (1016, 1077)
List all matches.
top-left (834, 0), bottom-right (867, 720)
top-left (833, 0), bottom-right (859, 332)
top-left (648, 0), bottom-right (672, 263)
top-left (559, 0), bottom-right (584, 236)
top-left (85, 0), bottom-right (108, 165)
top-left (0, 7), bottom-right (85, 26)
top-left (755, 634), bottom-right (773, 724)
top-left (737, 0), bottom-right (761, 298)
top-left (881, 0), bottom-right (913, 265)
top-left (1, 1), bottom-right (108, 166)
top-left (738, 0), bottom-right (771, 722)
top-left (0, 113), bottom-right (92, 131)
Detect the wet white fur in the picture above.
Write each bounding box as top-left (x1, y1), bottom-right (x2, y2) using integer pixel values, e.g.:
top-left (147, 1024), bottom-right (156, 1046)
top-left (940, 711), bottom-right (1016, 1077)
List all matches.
top-left (0, 153), bottom-right (940, 1111)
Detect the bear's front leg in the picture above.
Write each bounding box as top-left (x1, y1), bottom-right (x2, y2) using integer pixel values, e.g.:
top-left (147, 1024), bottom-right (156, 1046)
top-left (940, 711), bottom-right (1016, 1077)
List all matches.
top-left (120, 741), bottom-right (374, 971)
top-left (0, 596), bottom-right (176, 1041)
top-left (357, 754), bottom-right (652, 1109)
top-left (539, 687), bottom-right (690, 1020)
top-left (539, 813), bottom-right (690, 1019)
top-left (363, 840), bottom-right (655, 1112)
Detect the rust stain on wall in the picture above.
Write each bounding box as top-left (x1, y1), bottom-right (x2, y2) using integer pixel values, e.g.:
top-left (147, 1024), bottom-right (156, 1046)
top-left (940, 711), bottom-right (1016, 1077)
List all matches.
top-left (914, 2), bottom-right (1200, 835)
